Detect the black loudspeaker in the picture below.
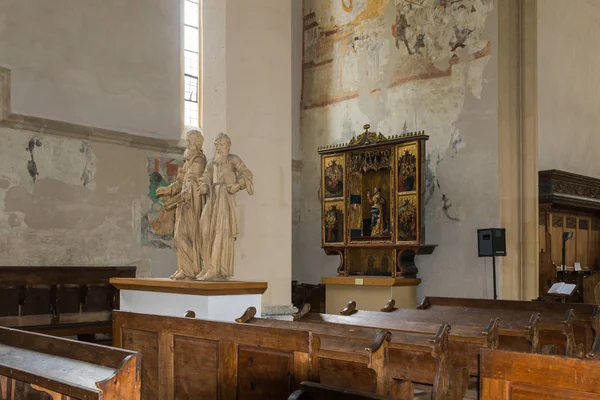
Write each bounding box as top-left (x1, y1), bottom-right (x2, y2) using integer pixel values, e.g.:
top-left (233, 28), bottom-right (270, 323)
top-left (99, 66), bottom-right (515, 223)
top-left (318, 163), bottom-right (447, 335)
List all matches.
top-left (477, 228), bottom-right (506, 257)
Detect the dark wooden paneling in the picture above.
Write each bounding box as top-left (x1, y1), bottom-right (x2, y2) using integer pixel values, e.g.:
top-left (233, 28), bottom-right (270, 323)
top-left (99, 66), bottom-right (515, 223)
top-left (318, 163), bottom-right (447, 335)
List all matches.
top-left (122, 329), bottom-right (158, 400)
top-left (318, 358), bottom-right (375, 395)
top-left (237, 347), bottom-right (294, 400)
top-left (292, 281), bottom-right (325, 313)
top-left (173, 336), bottom-right (218, 399)
top-left (0, 266), bottom-right (135, 341)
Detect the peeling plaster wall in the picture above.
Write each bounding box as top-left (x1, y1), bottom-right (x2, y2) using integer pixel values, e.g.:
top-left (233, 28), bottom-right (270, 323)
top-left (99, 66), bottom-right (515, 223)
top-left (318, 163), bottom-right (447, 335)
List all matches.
top-left (0, 128), bottom-right (179, 277)
top-left (0, 0), bottom-right (181, 139)
top-left (295, 0), bottom-right (499, 300)
top-left (538, 0), bottom-right (600, 176)
top-left (0, 0), bottom-right (182, 276)
top-left (0, 0), bottom-right (294, 308)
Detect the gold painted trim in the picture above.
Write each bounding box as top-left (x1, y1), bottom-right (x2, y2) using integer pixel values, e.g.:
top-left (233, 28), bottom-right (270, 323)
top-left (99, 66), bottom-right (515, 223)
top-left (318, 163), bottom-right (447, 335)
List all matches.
top-left (0, 67), bottom-right (184, 154)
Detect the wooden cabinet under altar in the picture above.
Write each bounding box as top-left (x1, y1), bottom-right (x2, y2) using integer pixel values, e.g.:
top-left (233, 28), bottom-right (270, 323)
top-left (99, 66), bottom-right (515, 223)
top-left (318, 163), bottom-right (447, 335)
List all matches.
top-left (318, 124), bottom-right (436, 279)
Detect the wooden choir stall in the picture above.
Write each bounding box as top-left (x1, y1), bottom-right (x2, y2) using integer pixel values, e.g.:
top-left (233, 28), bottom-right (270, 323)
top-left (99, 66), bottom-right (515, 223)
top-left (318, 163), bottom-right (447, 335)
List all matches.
top-left (318, 125), bottom-right (435, 312)
top-left (539, 170), bottom-right (600, 303)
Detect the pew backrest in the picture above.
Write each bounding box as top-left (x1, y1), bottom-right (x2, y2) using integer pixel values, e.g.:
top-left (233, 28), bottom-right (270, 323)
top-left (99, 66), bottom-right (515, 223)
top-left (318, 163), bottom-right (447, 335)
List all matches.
top-left (481, 348), bottom-right (600, 399)
top-left (0, 326), bottom-right (140, 400)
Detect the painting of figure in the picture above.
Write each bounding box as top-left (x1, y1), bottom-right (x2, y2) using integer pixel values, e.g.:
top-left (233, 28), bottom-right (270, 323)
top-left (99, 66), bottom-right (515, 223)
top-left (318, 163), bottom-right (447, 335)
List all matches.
top-left (324, 201), bottom-right (344, 244)
top-left (398, 194), bottom-right (418, 242)
top-left (324, 156), bottom-right (344, 198)
top-left (397, 144), bottom-right (417, 193)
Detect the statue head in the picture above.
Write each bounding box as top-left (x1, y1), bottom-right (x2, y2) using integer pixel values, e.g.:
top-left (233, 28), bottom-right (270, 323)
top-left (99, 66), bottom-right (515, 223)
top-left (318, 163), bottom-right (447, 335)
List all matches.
top-left (214, 133), bottom-right (232, 162)
top-left (185, 129), bottom-right (205, 154)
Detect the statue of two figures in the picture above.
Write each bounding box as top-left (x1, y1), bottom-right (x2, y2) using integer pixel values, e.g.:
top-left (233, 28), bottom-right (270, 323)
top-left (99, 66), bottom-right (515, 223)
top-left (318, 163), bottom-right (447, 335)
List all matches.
top-left (156, 130), bottom-right (254, 281)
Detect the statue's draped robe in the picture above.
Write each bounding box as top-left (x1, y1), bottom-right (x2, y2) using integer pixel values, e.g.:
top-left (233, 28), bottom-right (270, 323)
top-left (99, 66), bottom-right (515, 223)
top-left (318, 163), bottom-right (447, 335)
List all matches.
top-left (172, 153), bottom-right (207, 278)
top-left (199, 154), bottom-right (253, 279)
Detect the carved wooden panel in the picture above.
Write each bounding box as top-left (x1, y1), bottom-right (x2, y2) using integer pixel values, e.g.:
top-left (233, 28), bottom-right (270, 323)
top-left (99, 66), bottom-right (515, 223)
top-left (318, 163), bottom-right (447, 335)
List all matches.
top-left (173, 336), bottom-right (218, 399)
top-left (122, 329), bottom-right (158, 400)
top-left (237, 347), bottom-right (293, 400)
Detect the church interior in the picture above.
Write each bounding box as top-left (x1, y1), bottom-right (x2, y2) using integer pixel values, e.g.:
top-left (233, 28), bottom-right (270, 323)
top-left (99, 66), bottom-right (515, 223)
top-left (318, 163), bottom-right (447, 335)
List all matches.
top-left (1, 0), bottom-right (599, 399)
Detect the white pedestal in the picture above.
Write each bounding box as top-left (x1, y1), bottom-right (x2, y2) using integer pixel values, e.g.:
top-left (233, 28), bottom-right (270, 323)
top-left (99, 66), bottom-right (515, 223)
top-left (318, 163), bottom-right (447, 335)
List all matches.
top-left (111, 278), bottom-right (268, 323)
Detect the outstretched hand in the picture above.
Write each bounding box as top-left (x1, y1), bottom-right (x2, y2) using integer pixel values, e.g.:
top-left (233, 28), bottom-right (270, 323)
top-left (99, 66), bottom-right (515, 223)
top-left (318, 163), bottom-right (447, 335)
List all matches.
top-left (156, 186), bottom-right (171, 197)
top-left (228, 183), bottom-right (241, 194)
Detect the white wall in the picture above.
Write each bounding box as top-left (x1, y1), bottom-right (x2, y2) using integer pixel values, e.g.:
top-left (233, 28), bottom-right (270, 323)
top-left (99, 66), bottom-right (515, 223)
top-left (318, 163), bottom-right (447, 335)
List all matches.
top-left (224, 0), bottom-right (293, 308)
top-left (0, 0), bottom-right (181, 140)
top-left (538, 0), bottom-right (600, 176)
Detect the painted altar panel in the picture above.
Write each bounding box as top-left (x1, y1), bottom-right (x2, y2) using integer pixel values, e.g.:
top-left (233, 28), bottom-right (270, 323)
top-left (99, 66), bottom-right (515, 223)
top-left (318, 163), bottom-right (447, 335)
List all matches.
top-left (323, 155), bottom-right (345, 199)
top-left (323, 200), bottom-right (345, 245)
top-left (347, 146), bottom-right (394, 242)
top-left (397, 143), bottom-right (418, 194)
top-left (346, 248), bottom-right (395, 277)
top-left (397, 193), bottom-right (418, 243)
top-left (318, 126), bottom-right (431, 277)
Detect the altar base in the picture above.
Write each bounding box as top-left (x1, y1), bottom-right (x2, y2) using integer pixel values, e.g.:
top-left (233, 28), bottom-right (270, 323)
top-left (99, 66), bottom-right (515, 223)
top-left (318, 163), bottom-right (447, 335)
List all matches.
top-left (321, 276), bottom-right (421, 313)
top-left (110, 278), bottom-right (268, 322)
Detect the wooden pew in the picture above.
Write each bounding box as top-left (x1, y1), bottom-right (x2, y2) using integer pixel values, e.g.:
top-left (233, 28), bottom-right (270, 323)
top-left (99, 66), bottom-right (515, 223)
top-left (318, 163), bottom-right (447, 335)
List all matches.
top-left (281, 303), bottom-right (499, 379)
top-left (113, 310), bottom-right (417, 400)
top-left (0, 266), bottom-right (136, 343)
top-left (0, 326), bottom-right (140, 400)
top-left (239, 307), bottom-right (468, 399)
top-left (417, 296), bottom-right (597, 354)
top-left (480, 348), bottom-right (600, 399)
top-left (289, 382), bottom-right (388, 400)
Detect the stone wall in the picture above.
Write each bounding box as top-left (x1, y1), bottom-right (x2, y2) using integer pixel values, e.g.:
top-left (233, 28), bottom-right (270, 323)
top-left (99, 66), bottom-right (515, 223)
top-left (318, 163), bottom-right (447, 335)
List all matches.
top-left (294, 0), bottom-right (499, 300)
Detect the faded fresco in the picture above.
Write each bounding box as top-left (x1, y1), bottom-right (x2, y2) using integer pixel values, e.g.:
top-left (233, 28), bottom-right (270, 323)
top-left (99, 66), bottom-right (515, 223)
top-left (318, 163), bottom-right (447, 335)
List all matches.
top-left (303, 0), bottom-right (493, 207)
top-left (296, 0), bottom-right (499, 297)
top-left (141, 157), bottom-right (183, 249)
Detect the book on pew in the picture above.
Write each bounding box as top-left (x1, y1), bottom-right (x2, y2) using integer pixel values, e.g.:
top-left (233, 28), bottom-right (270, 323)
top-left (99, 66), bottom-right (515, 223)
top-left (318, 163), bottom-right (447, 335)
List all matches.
top-left (547, 282), bottom-right (576, 296)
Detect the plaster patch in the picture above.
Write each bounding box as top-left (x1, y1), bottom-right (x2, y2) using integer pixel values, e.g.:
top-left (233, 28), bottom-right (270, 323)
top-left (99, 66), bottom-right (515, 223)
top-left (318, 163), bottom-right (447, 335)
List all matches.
top-left (4, 178), bottom-right (107, 230)
top-left (7, 213), bottom-right (20, 227)
top-left (0, 179), bottom-right (9, 190)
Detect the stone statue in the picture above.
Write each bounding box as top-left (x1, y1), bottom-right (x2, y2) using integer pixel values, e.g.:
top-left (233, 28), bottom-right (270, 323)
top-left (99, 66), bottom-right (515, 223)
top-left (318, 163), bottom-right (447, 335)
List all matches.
top-left (196, 133), bottom-right (253, 281)
top-left (156, 129), bottom-right (207, 280)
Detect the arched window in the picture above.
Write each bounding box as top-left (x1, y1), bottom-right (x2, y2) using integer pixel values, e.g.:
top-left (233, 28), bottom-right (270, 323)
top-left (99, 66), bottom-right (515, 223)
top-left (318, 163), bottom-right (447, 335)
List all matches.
top-left (183, 0), bottom-right (201, 127)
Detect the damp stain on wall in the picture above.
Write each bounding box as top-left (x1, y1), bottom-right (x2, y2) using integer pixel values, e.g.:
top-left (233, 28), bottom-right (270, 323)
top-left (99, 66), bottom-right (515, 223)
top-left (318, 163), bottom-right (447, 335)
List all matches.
top-left (25, 138), bottom-right (42, 182)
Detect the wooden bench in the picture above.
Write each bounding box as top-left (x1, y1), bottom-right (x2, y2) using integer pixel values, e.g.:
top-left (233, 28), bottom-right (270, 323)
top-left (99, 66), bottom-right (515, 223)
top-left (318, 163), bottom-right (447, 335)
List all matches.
top-left (239, 307), bottom-right (468, 399)
top-left (281, 302), bottom-right (499, 380)
top-left (0, 326), bottom-right (140, 400)
top-left (0, 266), bottom-right (136, 342)
top-left (480, 348), bottom-right (600, 399)
top-left (114, 309), bottom-right (469, 399)
top-left (417, 296), bottom-right (598, 355)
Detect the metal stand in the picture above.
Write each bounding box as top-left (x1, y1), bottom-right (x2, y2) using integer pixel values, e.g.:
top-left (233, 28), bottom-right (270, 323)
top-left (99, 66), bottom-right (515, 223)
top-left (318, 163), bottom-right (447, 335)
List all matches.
top-left (561, 237), bottom-right (567, 282)
top-left (492, 256), bottom-right (497, 300)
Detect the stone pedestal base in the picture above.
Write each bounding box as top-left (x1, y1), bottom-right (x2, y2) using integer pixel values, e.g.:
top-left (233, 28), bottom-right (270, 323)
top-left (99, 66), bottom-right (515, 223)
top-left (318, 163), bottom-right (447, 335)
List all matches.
top-left (321, 277), bottom-right (420, 313)
top-left (110, 278), bottom-right (268, 322)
